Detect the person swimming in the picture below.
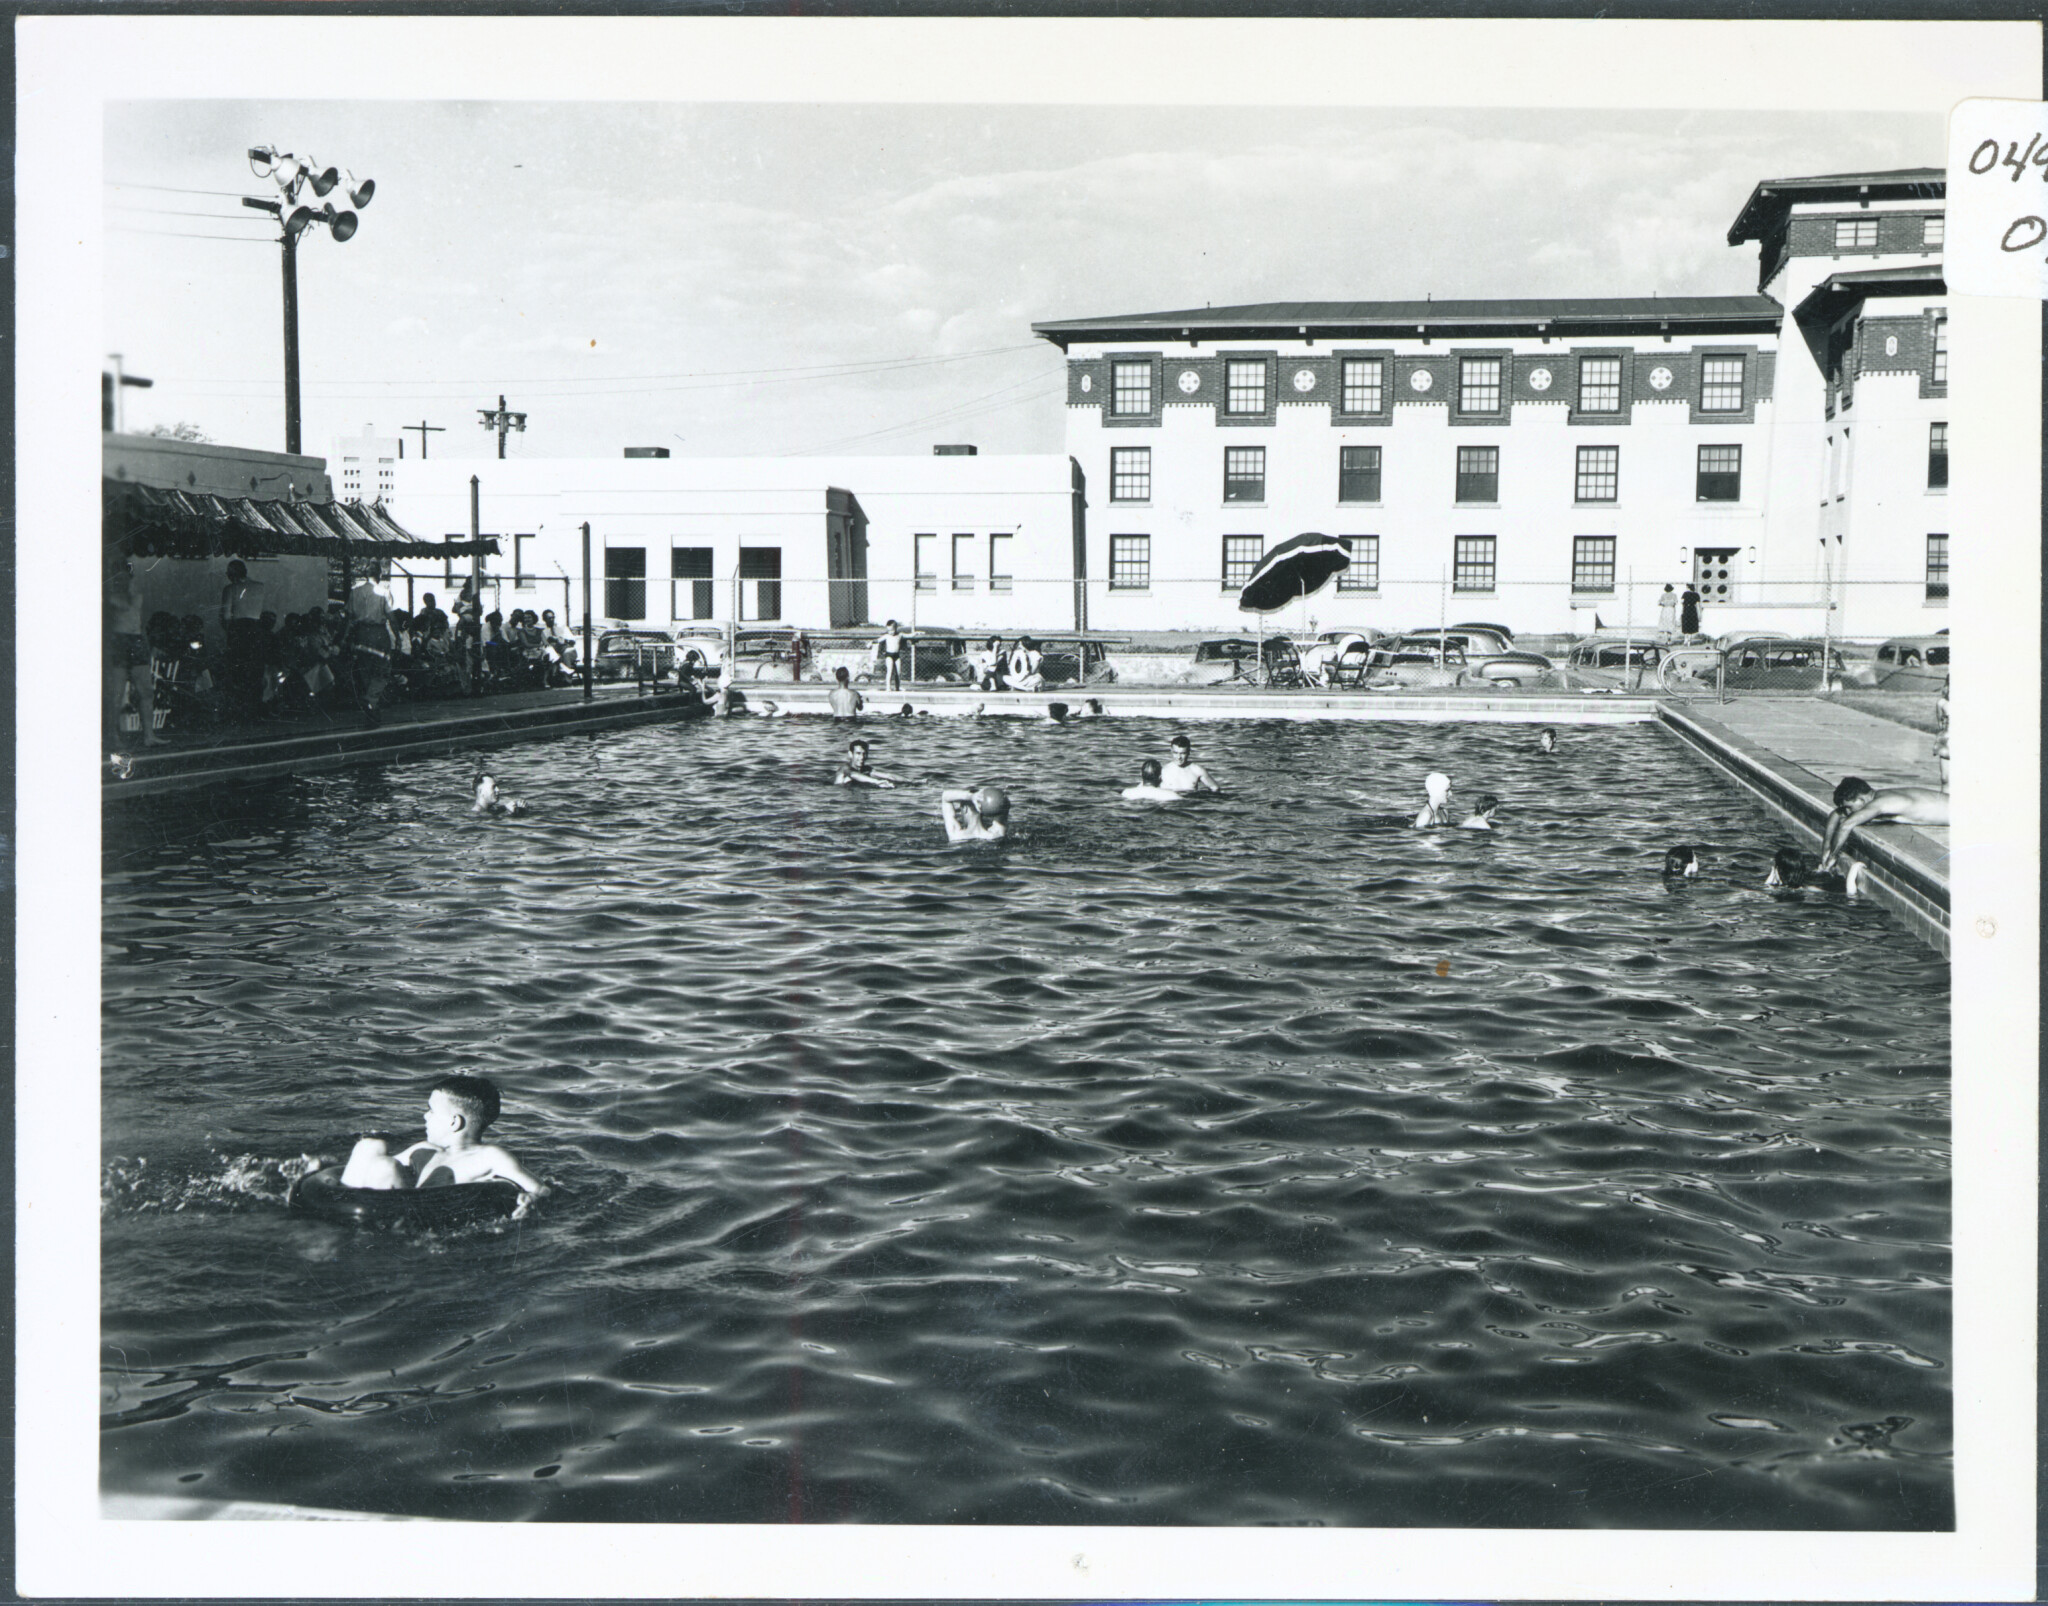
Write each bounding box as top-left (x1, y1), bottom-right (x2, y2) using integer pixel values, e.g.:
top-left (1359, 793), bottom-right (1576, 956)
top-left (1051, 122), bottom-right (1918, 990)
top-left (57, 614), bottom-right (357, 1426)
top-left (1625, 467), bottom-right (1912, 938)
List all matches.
top-left (836, 738), bottom-right (898, 789)
top-left (1663, 845), bottom-right (1700, 878)
top-left (1459, 793), bottom-right (1500, 830)
top-left (474, 770), bottom-right (524, 816)
top-left (1538, 727), bottom-right (1558, 753)
top-left (1121, 759), bottom-right (1180, 803)
top-left (1768, 846), bottom-right (1865, 896)
top-left (1047, 702), bottom-right (1070, 723)
top-left (940, 786), bottom-right (1010, 842)
top-left (1082, 698), bottom-right (1106, 717)
top-left (1414, 772), bottom-right (1454, 827)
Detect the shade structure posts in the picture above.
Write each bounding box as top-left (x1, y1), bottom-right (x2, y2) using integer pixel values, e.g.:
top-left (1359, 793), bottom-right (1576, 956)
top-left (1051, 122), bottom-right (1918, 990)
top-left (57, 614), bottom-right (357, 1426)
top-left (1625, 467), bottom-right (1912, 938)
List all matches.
top-left (581, 521), bottom-right (593, 702)
top-left (469, 477), bottom-right (484, 693)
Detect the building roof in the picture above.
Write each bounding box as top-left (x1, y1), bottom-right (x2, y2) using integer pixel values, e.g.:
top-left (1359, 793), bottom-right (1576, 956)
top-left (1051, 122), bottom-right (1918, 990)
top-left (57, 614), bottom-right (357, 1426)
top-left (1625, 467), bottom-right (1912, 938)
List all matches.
top-left (1726, 168), bottom-right (1945, 246)
top-left (1791, 265), bottom-right (1947, 352)
top-left (1031, 296), bottom-right (1783, 348)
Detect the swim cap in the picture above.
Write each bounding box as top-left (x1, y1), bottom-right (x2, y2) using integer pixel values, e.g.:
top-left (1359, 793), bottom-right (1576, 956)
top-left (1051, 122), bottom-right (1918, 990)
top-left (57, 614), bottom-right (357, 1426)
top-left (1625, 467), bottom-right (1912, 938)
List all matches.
top-left (1425, 772), bottom-right (1452, 800)
top-left (973, 786), bottom-right (1010, 819)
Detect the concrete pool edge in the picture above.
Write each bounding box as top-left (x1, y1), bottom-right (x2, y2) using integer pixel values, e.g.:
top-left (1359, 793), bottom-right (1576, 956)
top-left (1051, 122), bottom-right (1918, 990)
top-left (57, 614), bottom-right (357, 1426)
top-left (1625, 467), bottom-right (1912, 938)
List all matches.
top-left (1656, 702), bottom-right (1951, 956)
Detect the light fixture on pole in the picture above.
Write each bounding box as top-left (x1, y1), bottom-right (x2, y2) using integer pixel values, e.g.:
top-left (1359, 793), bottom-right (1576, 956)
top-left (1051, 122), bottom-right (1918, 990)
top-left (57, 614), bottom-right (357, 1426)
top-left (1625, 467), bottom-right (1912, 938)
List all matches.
top-left (479, 394), bottom-right (528, 459)
top-left (243, 144), bottom-right (374, 455)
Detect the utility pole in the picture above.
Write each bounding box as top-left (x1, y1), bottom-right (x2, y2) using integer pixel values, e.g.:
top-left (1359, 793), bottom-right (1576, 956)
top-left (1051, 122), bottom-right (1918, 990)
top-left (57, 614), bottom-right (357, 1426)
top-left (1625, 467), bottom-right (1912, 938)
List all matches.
top-left (402, 420), bottom-right (445, 459)
top-left (478, 395), bottom-right (527, 459)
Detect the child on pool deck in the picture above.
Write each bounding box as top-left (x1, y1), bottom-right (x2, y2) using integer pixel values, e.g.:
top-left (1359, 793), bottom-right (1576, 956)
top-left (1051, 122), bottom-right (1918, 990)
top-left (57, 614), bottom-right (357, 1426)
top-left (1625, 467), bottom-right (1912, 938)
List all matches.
top-left (340, 1074), bottom-right (544, 1194)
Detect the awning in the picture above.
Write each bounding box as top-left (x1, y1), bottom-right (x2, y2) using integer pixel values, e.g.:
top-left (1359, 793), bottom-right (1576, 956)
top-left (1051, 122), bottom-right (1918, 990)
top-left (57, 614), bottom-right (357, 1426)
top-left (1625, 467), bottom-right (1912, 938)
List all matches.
top-left (104, 480), bottom-right (500, 560)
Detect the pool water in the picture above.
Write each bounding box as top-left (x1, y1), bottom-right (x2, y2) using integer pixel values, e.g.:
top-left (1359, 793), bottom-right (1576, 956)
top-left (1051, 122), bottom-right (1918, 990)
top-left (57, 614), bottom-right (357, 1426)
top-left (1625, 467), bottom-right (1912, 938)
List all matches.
top-left (101, 716), bottom-right (1951, 1527)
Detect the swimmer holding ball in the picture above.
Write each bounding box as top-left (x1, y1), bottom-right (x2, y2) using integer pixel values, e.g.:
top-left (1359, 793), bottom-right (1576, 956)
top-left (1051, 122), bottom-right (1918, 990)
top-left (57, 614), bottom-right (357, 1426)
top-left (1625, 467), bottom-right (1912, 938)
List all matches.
top-left (941, 786), bottom-right (1010, 842)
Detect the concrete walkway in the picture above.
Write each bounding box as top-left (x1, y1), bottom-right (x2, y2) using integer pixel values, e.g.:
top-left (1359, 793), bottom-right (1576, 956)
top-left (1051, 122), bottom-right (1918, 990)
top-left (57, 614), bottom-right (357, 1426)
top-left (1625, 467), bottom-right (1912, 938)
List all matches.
top-left (1657, 694), bottom-right (1948, 952)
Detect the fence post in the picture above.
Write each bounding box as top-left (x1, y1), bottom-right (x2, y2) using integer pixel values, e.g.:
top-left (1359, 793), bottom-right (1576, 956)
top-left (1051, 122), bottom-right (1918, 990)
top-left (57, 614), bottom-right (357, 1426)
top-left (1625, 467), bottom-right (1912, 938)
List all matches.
top-left (469, 476), bottom-right (484, 693)
top-left (580, 521), bottom-right (593, 702)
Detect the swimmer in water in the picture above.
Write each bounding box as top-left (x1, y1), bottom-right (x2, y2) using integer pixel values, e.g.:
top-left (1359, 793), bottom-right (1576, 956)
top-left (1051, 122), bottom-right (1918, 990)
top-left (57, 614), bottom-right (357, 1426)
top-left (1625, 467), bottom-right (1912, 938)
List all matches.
top-left (1538, 727), bottom-right (1558, 753)
top-left (827, 666), bottom-right (863, 720)
top-left (1122, 759), bottom-right (1180, 803)
top-left (897, 703), bottom-right (916, 719)
top-left (1768, 846), bottom-right (1865, 897)
top-left (1816, 776), bottom-right (1948, 870)
top-left (1663, 845), bottom-right (1701, 878)
top-left (758, 698), bottom-right (784, 718)
top-left (1160, 734), bottom-right (1220, 794)
top-left (940, 786), bottom-right (1009, 842)
top-left (835, 739), bottom-right (898, 789)
top-left (1459, 793), bottom-right (1500, 830)
top-left (1414, 772), bottom-right (1454, 827)
top-left (339, 1073), bottom-right (543, 1195)
top-left (1047, 702), bottom-right (1070, 724)
top-left (474, 770), bottom-right (524, 816)
top-left (1082, 698), bottom-right (1106, 717)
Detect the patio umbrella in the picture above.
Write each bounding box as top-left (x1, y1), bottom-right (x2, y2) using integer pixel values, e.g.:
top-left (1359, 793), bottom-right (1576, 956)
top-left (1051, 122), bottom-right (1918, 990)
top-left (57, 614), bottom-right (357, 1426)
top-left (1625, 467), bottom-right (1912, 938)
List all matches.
top-left (1238, 532), bottom-right (1351, 685)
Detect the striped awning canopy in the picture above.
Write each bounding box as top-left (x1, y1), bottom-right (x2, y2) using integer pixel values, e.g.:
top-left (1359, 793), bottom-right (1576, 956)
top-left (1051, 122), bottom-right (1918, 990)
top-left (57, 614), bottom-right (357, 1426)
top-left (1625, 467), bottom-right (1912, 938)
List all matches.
top-left (104, 480), bottom-right (500, 560)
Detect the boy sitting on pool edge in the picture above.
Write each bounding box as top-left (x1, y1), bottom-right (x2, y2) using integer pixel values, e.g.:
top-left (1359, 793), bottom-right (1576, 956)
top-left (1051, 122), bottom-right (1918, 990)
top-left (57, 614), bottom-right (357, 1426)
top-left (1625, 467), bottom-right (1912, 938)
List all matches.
top-left (340, 1074), bottom-right (544, 1194)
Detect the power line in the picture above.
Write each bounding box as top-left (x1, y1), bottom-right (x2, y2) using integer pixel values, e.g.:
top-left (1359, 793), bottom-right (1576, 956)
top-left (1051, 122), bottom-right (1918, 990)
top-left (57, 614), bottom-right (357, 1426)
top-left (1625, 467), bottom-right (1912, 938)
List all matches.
top-left (108, 226), bottom-right (271, 243)
top-left (109, 204), bottom-right (269, 221)
top-left (106, 180), bottom-right (253, 198)
top-left (794, 373), bottom-right (1060, 454)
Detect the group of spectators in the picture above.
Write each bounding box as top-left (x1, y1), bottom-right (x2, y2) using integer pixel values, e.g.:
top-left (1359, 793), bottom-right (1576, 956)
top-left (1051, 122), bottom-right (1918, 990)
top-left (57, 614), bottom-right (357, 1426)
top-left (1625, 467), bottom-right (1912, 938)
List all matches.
top-left (107, 555), bottom-right (590, 747)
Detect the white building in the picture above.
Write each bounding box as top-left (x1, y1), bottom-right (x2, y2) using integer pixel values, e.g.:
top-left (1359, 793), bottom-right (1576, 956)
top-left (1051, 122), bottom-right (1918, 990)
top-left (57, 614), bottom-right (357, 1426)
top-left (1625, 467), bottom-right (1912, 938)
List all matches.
top-left (381, 450), bottom-right (1083, 636)
top-left (332, 425), bottom-right (402, 505)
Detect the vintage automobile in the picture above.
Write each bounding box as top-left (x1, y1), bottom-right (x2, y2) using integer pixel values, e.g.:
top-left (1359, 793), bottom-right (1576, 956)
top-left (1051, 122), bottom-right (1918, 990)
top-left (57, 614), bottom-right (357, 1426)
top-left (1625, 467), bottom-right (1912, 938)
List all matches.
top-left (1359, 643), bottom-right (1471, 689)
top-left (1870, 632), bottom-right (1949, 692)
top-left (1718, 636), bottom-right (1850, 691)
top-left (1565, 633), bottom-right (1663, 670)
top-left (1029, 635), bottom-right (1122, 687)
top-left (1388, 630), bottom-right (1553, 685)
top-left (592, 629), bottom-right (679, 682)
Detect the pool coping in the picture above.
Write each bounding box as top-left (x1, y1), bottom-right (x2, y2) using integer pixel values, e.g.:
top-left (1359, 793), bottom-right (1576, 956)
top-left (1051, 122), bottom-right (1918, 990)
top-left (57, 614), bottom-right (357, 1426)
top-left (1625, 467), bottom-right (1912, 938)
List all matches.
top-left (1656, 702), bottom-right (1951, 956)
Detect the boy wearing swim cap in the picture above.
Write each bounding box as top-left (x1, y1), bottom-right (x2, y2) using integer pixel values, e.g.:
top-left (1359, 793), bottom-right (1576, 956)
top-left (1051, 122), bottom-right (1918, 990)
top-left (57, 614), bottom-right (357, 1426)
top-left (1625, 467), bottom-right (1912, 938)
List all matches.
top-left (940, 786), bottom-right (1010, 842)
top-left (339, 1074), bottom-right (543, 1194)
top-left (1414, 772), bottom-right (1455, 827)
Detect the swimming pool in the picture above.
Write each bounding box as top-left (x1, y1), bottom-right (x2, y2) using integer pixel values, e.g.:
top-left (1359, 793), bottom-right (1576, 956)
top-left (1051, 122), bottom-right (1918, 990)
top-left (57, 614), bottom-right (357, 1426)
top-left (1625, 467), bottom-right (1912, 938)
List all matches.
top-left (101, 716), bottom-right (1950, 1527)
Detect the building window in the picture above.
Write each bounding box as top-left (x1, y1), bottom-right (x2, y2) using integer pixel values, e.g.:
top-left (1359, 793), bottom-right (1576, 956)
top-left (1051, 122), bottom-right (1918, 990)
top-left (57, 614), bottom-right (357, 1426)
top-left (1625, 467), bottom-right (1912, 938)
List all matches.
top-left (1926, 533), bottom-right (1948, 601)
top-left (1339, 445), bottom-right (1382, 503)
top-left (1110, 534), bottom-right (1150, 591)
top-left (1928, 423), bottom-right (1948, 489)
top-left (914, 532), bottom-right (937, 591)
top-left (1222, 535), bottom-right (1263, 591)
top-left (1700, 356), bottom-right (1746, 412)
top-left (738, 546), bottom-right (782, 621)
top-left (1341, 357), bottom-right (1383, 413)
top-left (1224, 446), bottom-right (1266, 503)
top-left (1924, 216), bottom-right (1945, 246)
top-left (672, 546), bottom-right (714, 620)
top-left (1835, 217), bottom-right (1878, 249)
top-left (1572, 535), bottom-right (1617, 594)
top-left (604, 546), bottom-right (647, 621)
top-left (1577, 357), bottom-right (1622, 413)
top-left (1225, 359), bottom-right (1267, 416)
top-left (1931, 312), bottom-right (1947, 385)
top-left (1337, 534), bottom-right (1378, 592)
top-left (1459, 358), bottom-right (1502, 414)
top-left (952, 532), bottom-right (975, 592)
top-left (1112, 361), bottom-right (1152, 416)
top-left (1696, 444), bottom-right (1742, 502)
top-left (1453, 536), bottom-right (1496, 594)
top-left (1575, 445), bottom-right (1618, 503)
top-left (989, 533), bottom-right (1013, 592)
top-left (1455, 445), bottom-right (1498, 503)
top-left (513, 532), bottom-right (535, 588)
top-left (1111, 446), bottom-right (1151, 502)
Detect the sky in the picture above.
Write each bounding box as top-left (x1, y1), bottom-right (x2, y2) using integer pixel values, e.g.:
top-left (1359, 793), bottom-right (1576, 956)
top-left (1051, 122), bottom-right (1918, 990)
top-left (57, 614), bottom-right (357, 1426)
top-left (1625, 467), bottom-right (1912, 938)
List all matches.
top-left (105, 103), bottom-right (1941, 464)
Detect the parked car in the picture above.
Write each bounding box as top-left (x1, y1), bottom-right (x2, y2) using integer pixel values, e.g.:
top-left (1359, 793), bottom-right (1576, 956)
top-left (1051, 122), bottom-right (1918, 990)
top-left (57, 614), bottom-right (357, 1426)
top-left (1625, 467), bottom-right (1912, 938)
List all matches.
top-left (1190, 637), bottom-right (1267, 684)
top-left (1389, 630), bottom-right (1552, 685)
top-left (1566, 634), bottom-right (1663, 670)
top-left (1399, 626), bottom-right (1516, 658)
top-left (593, 629), bottom-right (678, 682)
top-left (1361, 645), bottom-right (1469, 689)
top-left (1029, 635), bottom-right (1122, 687)
top-left (670, 626), bottom-right (726, 673)
top-left (1871, 632), bottom-right (1949, 691)
top-left (1718, 636), bottom-right (1849, 691)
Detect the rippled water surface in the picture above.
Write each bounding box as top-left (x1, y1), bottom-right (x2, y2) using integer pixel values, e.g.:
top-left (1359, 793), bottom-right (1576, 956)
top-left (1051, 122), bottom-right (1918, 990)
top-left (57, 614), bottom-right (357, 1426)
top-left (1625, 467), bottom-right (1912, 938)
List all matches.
top-left (102, 716), bottom-right (1950, 1527)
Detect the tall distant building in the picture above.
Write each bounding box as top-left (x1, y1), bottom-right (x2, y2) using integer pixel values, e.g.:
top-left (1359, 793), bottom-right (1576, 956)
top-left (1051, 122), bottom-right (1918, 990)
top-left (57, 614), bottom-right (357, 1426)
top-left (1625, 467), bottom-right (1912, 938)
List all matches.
top-left (333, 425), bottom-right (402, 504)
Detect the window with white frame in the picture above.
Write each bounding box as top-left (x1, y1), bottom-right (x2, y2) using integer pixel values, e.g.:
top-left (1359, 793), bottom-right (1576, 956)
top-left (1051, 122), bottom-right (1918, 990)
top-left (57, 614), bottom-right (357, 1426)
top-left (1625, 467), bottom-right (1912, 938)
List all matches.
top-left (513, 532), bottom-right (535, 588)
top-left (1339, 445), bottom-right (1381, 503)
top-left (1927, 422), bottom-right (1948, 489)
top-left (1222, 535), bottom-right (1262, 591)
top-left (1926, 533), bottom-right (1948, 601)
top-left (1110, 446), bottom-right (1151, 502)
top-left (1835, 217), bottom-right (1878, 249)
top-left (672, 547), bottom-right (714, 620)
top-left (1923, 216), bottom-right (1945, 246)
top-left (1111, 361), bottom-right (1152, 416)
top-left (1455, 445), bottom-right (1498, 503)
top-left (1224, 446), bottom-right (1265, 503)
top-left (1459, 357), bottom-right (1502, 413)
top-left (1225, 359), bottom-right (1267, 415)
top-left (1699, 356), bottom-right (1746, 412)
top-left (1452, 535), bottom-right (1496, 593)
top-left (914, 532), bottom-right (937, 591)
top-left (1696, 444), bottom-right (1741, 502)
top-left (1931, 312), bottom-right (1947, 385)
top-left (1337, 535), bottom-right (1378, 591)
top-left (1575, 445), bottom-right (1618, 503)
top-left (1572, 535), bottom-right (1616, 594)
top-left (1577, 356), bottom-right (1622, 412)
top-left (605, 546), bottom-right (646, 620)
top-left (1110, 534), bottom-right (1150, 591)
top-left (1340, 357), bottom-right (1383, 413)
top-left (952, 532), bottom-right (975, 591)
top-left (989, 534), bottom-right (1013, 593)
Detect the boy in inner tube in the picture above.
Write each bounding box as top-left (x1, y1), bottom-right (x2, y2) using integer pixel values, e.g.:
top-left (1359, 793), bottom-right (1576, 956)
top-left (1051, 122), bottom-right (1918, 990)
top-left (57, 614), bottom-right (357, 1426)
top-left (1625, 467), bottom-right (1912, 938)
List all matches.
top-left (340, 1074), bottom-right (544, 1194)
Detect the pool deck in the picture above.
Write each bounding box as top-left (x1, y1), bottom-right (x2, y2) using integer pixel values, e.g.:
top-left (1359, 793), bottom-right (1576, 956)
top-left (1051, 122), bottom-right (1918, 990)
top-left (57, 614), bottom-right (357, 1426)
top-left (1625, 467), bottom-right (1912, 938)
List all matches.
top-left (103, 680), bottom-right (1948, 950)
